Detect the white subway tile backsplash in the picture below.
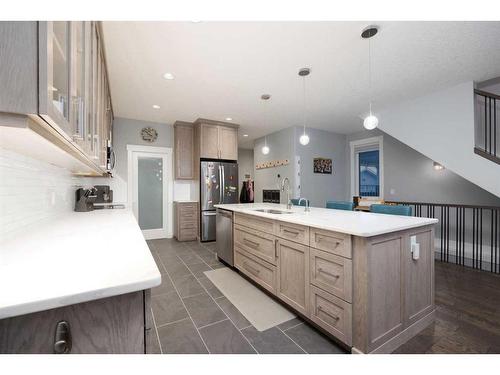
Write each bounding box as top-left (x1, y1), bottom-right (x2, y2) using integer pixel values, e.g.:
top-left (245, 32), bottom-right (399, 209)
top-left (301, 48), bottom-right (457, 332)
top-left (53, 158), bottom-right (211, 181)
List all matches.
top-left (0, 147), bottom-right (89, 241)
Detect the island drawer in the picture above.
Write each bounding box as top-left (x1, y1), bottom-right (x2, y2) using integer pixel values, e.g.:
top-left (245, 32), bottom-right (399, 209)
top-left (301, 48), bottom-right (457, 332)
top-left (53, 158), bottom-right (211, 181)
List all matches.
top-left (235, 246), bottom-right (277, 295)
top-left (276, 221), bottom-right (309, 245)
top-left (310, 228), bottom-right (352, 259)
top-left (310, 285), bottom-right (352, 346)
top-left (234, 213), bottom-right (275, 235)
top-left (234, 224), bottom-right (277, 265)
top-left (310, 248), bottom-right (352, 303)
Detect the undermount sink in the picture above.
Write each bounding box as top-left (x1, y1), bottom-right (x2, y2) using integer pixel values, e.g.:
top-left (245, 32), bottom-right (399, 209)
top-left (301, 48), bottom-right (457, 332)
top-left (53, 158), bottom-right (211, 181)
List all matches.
top-left (253, 208), bottom-right (294, 214)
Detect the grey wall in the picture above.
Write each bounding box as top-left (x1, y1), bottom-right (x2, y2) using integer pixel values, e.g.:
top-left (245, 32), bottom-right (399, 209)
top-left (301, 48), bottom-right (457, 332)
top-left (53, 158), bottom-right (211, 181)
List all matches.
top-left (105, 117), bottom-right (174, 203)
top-left (113, 117), bottom-right (173, 182)
top-left (347, 129), bottom-right (500, 206)
top-left (294, 127), bottom-right (348, 207)
top-left (238, 148), bottom-right (254, 188)
top-left (253, 126), bottom-right (349, 206)
top-left (253, 127), bottom-right (297, 203)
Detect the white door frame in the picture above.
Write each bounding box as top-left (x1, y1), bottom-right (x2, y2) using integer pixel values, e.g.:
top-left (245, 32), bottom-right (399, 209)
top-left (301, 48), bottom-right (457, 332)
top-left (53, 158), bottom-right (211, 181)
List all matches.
top-left (127, 144), bottom-right (173, 239)
top-left (349, 136), bottom-right (384, 199)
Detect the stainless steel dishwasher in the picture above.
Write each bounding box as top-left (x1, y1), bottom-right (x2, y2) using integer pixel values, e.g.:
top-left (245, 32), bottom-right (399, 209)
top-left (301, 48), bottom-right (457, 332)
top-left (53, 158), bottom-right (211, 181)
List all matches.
top-left (216, 208), bottom-right (234, 266)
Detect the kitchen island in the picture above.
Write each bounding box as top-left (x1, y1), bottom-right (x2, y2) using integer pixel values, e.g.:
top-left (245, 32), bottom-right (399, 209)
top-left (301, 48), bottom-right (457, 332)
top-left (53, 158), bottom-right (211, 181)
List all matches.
top-left (0, 209), bottom-right (161, 353)
top-left (215, 203), bottom-right (438, 354)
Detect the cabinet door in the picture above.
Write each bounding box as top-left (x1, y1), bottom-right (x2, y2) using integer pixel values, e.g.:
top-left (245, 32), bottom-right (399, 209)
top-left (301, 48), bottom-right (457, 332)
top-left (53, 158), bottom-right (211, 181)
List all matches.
top-left (39, 21), bottom-right (73, 137)
top-left (89, 23), bottom-right (100, 162)
top-left (199, 124), bottom-right (219, 159)
top-left (0, 292), bottom-right (145, 354)
top-left (70, 21), bottom-right (91, 154)
top-left (276, 238), bottom-right (310, 316)
top-left (175, 125), bottom-right (195, 179)
top-left (219, 126), bottom-right (238, 160)
top-left (405, 228), bottom-right (434, 326)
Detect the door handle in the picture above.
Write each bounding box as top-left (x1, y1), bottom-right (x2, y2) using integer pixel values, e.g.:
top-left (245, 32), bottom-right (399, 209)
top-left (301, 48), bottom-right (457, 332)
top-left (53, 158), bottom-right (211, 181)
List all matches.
top-left (203, 211), bottom-right (217, 216)
top-left (54, 320), bottom-right (72, 354)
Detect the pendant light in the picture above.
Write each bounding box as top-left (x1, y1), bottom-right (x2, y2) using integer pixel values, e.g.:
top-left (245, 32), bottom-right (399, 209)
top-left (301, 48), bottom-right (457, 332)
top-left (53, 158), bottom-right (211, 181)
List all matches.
top-left (262, 136), bottom-right (270, 155)
top-left (298, 68), bottom-right (310, 145)
top-left (362, 26), bottom-right (379, 130)
top-left (261, 94), bottom-right (271, 155)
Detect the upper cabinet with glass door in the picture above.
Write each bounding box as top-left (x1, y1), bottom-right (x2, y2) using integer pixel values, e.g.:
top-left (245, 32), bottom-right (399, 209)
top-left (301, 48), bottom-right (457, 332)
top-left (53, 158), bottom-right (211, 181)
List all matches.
top-left (39, 22), bottom-right (73, 137)
top-left (0, 21), bottom-right (113, 175)
top-left (37, 21), bottom-right (113, 172)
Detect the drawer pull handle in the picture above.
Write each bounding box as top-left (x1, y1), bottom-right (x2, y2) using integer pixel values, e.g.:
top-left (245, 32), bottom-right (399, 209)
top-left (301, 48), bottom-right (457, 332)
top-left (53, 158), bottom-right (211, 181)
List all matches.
top-left (243, 238), bottom-right (260, 248)
top-left (318, 267), bottom-right (340, 279)
top-left (283, 228), bottom-right (300, 236)
top-left (243, 261), bottom-right (261, 276)
top-left (318, 306), bottom-right (340, 321)
top-left (316, 235), bottom-right (341, 247)
top-left (54, 320), bottom-right (72, 354)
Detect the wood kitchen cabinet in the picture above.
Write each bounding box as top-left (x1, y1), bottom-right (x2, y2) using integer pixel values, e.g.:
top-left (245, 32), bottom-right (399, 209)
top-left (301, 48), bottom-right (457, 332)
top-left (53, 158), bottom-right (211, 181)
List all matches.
top-left (0, 21), bottom-right (113, 176)
top-left (194, 119), bottom-right (239, 160)
top-left (174, 121), bottom-right (195, 180)
top-left (276, 238), bottom-right (310, 316)
top-left (0, 291), bottom-right (149, 354)
top-left (174, 202), bottom-right (199, 241)
top-left (231, 212), bottom-right (436, 353)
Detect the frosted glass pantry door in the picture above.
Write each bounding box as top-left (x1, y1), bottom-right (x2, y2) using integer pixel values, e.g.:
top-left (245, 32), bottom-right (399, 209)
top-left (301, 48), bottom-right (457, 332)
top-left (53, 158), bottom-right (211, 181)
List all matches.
top-left (132, 151), bottom-right (170, 239)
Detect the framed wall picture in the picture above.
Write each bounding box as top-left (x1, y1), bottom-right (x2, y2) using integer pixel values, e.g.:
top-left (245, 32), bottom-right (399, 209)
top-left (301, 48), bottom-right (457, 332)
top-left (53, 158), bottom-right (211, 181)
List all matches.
top-left (313, 158), bottom-right (332, 174)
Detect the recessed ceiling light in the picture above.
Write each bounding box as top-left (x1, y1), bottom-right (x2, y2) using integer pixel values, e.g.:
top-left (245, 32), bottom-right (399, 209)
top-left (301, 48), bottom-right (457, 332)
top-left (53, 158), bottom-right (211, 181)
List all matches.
top-left (225, 117), bottom-right (233, 121)
top-left (163, 73), bottom-right (174, 80)
top-left (152, 105), bottom-right (160, 109)
top-left (243, 134), bottom-right (248, 137)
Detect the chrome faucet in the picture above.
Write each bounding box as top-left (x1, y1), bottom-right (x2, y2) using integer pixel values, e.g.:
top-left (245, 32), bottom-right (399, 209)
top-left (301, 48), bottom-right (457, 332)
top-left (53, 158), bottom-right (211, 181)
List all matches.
top-left (298, 197), bottom-right (310, 212)
top-left (281, 177), bottom-right (292, 210)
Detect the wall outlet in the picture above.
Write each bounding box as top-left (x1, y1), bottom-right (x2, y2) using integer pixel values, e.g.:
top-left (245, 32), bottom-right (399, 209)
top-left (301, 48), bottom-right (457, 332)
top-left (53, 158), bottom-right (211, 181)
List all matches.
top-left (390, 188), bottom-right (396, 195)
top-left (410, 235), bottom-right (420, 260)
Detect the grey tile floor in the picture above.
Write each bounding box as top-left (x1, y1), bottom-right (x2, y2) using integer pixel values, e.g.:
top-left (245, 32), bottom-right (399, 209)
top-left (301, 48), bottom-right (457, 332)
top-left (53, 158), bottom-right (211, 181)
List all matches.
top-left (146, 238), bottom-right (346, 354)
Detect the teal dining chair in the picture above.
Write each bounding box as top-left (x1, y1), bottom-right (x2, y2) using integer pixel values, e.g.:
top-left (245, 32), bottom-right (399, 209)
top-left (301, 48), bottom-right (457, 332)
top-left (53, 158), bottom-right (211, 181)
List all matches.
top-left (290, 198), bottom-right (310, 207)
top-left (325, 201), bottom-right (355, 211)
top-left (370, 204), bottom-right (412, 216)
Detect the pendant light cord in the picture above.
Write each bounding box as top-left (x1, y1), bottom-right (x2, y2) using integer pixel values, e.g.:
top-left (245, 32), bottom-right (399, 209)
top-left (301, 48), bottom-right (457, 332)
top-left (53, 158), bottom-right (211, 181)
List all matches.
top-left (368, 35), bottom-right (372, 115)
top-left (302, 75), bottom-right (307, 135)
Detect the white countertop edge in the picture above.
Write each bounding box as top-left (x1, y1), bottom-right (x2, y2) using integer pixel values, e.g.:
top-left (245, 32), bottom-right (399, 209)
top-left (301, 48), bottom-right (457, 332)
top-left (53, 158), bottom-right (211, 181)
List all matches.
top-left (215, 203), bottom-right (438, 237)
top-left (0, 275), bottom-right (161, 320)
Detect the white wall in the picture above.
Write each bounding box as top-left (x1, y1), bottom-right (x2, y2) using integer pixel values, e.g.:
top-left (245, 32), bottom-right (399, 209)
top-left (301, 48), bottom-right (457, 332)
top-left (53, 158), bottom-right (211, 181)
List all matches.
top-left (378, 81), bottom-right (500, 198)
top-left (0, 147), bottom-right (87, 241)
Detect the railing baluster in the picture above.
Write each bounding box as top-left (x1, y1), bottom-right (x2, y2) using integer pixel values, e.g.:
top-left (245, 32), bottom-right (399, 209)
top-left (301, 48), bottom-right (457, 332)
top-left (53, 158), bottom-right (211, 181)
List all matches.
top-left (478, 208), bottom-right (483, 269)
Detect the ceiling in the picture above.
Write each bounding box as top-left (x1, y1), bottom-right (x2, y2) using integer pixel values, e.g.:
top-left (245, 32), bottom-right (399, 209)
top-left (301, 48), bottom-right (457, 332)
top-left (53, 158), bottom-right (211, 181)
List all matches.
top-left (101, 21), bottom-right (500, 148)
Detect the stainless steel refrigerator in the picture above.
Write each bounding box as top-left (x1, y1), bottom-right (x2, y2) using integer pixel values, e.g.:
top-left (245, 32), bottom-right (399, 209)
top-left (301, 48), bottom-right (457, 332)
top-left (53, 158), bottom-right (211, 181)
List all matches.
top-left (200, 161), bottom-right (238, 242)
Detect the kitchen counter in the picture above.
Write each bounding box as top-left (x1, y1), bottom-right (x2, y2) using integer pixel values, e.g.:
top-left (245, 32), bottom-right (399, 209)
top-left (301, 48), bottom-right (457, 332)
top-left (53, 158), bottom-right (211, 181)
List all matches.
top-left (220, 202), bottom-right (438, 353)
top-left (0, 209), bottom-right (161, 319)
top-left (215, 203), bottom-right (438, 237)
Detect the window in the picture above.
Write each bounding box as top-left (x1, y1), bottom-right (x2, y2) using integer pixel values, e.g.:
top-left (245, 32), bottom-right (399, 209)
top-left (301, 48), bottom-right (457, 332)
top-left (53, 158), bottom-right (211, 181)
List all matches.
top-left (358, 150), bottom-right (380, 197)
top-left (350, 136), bottom-right (383, 199)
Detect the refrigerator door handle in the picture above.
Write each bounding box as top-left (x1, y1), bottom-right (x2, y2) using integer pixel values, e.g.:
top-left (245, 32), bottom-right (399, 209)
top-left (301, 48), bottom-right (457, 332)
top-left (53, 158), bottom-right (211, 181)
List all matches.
top-left (221, 165), bottom-right (225, 203)
top-left (219, 165), bottom-right (223, 204)
top-left (203, 211), bottom-right (217, 216)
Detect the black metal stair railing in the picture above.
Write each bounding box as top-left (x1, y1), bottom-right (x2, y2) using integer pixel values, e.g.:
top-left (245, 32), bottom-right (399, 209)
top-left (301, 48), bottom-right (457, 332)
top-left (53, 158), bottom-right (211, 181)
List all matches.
top-left (386, 201), bottom-right (500, 274)
top-left (474, 89), bottom-right (500, 164)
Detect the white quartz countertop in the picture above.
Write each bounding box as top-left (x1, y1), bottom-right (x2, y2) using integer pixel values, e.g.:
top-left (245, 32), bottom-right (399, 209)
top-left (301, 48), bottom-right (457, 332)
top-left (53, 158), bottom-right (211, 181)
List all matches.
top-left (0, 209), bottom-right (161, 319)
top-left (215, 203), bottom-right (438, 237)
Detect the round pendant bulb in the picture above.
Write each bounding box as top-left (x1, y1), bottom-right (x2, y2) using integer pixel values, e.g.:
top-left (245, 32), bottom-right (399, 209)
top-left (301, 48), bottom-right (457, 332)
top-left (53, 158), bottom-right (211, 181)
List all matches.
top-left (299, 133), bottom-right (310, 145)
top-left (262, 145), bottom-right (270, 155)
top-left (363, 114), bottom-right (379, 130)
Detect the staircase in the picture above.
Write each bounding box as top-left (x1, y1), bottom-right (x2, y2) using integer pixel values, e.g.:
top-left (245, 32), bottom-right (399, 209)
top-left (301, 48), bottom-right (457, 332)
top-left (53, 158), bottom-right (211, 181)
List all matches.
top-left (474, 89), bottom-right (500, 165)
top-left (378, 81), bottom-right (500, 198)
